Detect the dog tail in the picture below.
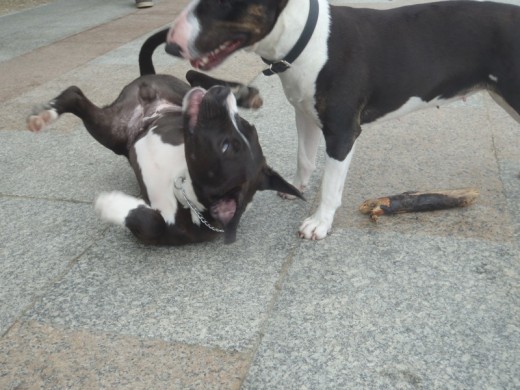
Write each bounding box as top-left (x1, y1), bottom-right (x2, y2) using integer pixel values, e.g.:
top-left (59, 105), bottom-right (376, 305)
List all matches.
top-left (139, 28), bottom-right (169, 76)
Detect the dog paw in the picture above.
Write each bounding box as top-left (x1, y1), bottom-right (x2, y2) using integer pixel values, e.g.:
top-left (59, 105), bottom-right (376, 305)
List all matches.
top-left (234, 85), bottom-right (263, 109)
top-left (95, 191), bottom-right (146, 226)
top-left (27, 106), bottom-right (58, 132)
top-left (298, 213), bottom-right (332, 240)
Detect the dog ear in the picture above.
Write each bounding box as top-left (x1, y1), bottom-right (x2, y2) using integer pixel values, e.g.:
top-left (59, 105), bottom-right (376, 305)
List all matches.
top-left (182, 87), bottom-right (206, 131)
top-left (259, 166), bottom-right (305, 200)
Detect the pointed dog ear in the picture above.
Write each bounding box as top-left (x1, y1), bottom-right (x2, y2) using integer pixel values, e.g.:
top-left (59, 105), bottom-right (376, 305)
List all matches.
top-left (259, 166), bottom-right (305, 200)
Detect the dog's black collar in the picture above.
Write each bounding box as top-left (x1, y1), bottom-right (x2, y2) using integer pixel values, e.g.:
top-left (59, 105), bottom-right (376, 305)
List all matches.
top-left (261, 0), bottom-right (319, 76)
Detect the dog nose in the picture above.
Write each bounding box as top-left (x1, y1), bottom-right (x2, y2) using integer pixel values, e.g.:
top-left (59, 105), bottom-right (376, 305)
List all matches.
top-left (208, 85), bottom-right (231, 100)
top-left (165, 42), bottom-right (183, 57)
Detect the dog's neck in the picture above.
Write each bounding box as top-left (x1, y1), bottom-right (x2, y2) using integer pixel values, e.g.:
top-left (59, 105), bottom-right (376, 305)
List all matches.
top-left (173, 172), bottom-right (204, 212)
top-left (252, 0), bottom-right (329, 63)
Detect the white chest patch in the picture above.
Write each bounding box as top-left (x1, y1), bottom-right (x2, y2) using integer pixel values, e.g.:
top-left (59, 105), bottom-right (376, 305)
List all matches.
top-left (134, 129), bottom-right (187, 224)
top-left (255, 0), bottom-right (331, 127)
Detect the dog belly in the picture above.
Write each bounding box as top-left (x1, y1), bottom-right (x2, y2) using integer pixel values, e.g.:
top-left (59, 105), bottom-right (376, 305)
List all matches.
top-left (370, 92), bottom-right (478, 124)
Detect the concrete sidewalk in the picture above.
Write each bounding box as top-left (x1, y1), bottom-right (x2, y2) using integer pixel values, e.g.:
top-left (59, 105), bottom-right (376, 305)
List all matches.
top-left (0, 0), bottom-right (518, 388)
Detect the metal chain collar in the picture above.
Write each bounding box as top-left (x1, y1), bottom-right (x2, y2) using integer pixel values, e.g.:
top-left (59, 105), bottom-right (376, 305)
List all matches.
top-left (175, 177), bottom-right (224, 233)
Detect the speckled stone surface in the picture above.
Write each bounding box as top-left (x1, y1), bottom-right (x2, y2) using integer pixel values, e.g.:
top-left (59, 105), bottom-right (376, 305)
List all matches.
top-left (0, 321), bottom-right (248, 389)
top-left (0, 0), bottom-right (134, 62)
top-left (243, 230), bottom-right (520, 389)
top-left (23, 189), bottom-right (307, 350)
top-left (0, 198), bottom-right (105, 335)
top-left (1, 0), bottom-right (519, 388)
top-left (0, 127), bottom-right (138, 202)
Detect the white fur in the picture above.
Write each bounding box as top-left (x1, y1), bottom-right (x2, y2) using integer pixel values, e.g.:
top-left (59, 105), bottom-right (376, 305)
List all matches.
top-left (45, 107), bottom-right (59, 122)
top-left (174, 174), bottom-right (206, 226)
top-left (168, 0), bottom-right (201, 59)
top-left (293, 107), bottom-right (321, 192)
top-left (95, 191), bottom-right (146, 226)
top-left (254, 0), bottom-right (336, 239)
top-left (254, 0), bottom-right (330, 126)
top-left (134, 129), bottom-right (187, 224)
top-left (226, 92), bottom-right (252, 154)
top-left (299, 144), bottom-right (356, 240)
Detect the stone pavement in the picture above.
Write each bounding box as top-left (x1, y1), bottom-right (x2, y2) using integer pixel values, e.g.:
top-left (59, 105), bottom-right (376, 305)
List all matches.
top-left (0, 0), bottom-right (519, 388)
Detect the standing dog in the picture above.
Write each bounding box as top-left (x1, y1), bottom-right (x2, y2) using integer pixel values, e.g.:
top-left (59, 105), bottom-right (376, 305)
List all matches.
top-left (27, 33), bottom-right (302, 245)
top-left (163, 0), bottom-right (520, 240)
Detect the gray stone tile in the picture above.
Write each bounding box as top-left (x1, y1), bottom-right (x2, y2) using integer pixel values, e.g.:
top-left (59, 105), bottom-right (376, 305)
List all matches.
top-left (0, 0), bottom-right (134, 63)
top-left (0, 128), bottom-right (138, 202)
top-left (244, 230), bottom-right (520, 389)
top-left (0, 198), bottom-right (105, 335)
top-left (499, 161), bottom-right (520, 244)
top-left (24, 186), bottom-right (309, 351)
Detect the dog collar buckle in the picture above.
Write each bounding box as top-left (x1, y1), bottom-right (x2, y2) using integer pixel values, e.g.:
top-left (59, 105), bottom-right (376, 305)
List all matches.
top-left (262, 60), bottom-right (291, 76)
top-left (260, 0), bottom-right (319, 77)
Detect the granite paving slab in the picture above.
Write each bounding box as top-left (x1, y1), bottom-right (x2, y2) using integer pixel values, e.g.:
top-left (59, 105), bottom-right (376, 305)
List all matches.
top-left (0, 0), bottom-right (134, 63)
top-left (0, 128), bottom-right (138, 202)
top-left (0, 321), bottom-right (248, 389)
top-left (0, 197), bottom-right (105, 335)
top-left (243, 230), bottom-right (520, 389)
top-left (23, 183), bottom-right (309, 351)
top-left (1, 0), bottom-right (519, 388)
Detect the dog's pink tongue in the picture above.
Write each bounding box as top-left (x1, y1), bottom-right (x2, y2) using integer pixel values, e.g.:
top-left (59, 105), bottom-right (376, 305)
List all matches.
top-left (210, 199), bottom-right (236, 226)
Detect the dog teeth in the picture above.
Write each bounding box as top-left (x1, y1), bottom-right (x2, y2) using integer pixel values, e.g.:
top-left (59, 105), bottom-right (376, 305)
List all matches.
top-left (200, 57), bottom-right (209, 66)
top-left (197, 41), bottom-right (233, 68)
top-left (209, 42), bottom-right (230, 57)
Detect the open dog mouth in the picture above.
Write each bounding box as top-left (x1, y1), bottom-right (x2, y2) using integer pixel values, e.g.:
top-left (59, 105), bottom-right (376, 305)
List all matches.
top-left (209, 189), bottom-right (240, 226)
top-left (190, 39), bottom-right (244, 71)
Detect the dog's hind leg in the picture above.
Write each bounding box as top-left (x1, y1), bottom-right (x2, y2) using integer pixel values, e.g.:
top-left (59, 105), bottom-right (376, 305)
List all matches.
top-left (95, 191), bottom-right (216, 245)
top-left (27, 86), bottom-right (129, 156)
top-left (185, 70), bottom-right (263, 109)
top-left (95, 191), bottom-right (168, 245)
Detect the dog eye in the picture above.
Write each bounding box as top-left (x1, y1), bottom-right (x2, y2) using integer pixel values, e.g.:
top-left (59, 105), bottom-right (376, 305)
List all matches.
top-left (221, 140), bottom-right (230, 153)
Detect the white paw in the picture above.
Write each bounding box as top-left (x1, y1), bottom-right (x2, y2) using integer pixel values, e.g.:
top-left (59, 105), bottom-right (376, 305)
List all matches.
top-left (298, 213), bottom-right (332, 240)
top-left (95, 191), bottom-right (146, 226)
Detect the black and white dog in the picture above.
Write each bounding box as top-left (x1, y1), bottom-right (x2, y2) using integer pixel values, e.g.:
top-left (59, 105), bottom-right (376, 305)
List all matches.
top-left (163, 0), bottom-right (520, 240)
top-left (27, 33), bottom-right (302, 245)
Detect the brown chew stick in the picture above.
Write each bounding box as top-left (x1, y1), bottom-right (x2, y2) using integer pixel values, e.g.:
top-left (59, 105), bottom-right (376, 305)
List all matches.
top-left (359, 188), bottom-right (480, 221)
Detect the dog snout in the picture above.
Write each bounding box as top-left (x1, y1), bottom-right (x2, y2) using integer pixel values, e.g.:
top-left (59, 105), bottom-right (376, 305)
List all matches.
top-left (165, 42), bottom-right (183, 57)
top-left (209, 85), bottom-right (231, 97)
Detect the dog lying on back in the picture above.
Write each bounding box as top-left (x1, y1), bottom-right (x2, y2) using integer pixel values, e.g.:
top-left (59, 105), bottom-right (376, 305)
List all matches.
top-left (27, 32), bottom-right (302, 245)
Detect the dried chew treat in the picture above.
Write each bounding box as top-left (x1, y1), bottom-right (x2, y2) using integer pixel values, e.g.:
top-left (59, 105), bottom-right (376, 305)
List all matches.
top-left (359, 188), bottom-right (480, 221)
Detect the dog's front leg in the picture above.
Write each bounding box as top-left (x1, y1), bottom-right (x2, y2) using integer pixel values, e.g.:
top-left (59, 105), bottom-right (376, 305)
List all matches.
top-left (280, 108), bottom-right (321, 199)
top-left (299, 146), bottom-right (356, 240)
top-left (299, 119), bottom-right (359, 240)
